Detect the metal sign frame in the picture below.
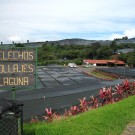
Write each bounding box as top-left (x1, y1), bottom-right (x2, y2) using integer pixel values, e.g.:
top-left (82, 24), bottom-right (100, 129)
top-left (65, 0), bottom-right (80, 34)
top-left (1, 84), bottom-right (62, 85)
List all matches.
top-left (0, 47), bottom-right (37, 93)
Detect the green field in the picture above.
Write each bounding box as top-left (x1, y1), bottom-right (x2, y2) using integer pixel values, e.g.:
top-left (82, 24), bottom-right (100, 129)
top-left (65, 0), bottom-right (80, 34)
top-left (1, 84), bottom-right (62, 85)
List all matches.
top-left (24, 95), bottom-right (135, 135)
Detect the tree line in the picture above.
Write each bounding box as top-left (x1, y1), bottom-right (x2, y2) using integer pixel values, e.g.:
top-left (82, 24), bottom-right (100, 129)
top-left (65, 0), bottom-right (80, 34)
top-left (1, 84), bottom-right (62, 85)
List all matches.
top-left (37, 41), bottom-right (135, 67)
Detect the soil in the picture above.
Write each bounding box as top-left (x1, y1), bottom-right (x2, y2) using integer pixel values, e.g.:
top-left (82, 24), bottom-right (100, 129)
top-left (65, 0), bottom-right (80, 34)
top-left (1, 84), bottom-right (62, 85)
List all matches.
top-left (122, 121), bottom-right (135, 135)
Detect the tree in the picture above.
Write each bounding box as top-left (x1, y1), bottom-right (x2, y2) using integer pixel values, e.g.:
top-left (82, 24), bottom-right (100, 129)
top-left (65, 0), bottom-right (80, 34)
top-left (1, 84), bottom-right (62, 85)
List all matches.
top-left (122, 36), bottom-right (128, 40)
top-left (15, 43), bottom-right (25, 47)
top-left (110, 40), bottom-right (117, 54)
top-left (117, 53), bottom-right (127, 62)
top-left (87, 44), bottom-right (101, 59)
top-left (127, 55), bottom-right (135, 68)
top-left (96, 46), bottom-right (112, 59)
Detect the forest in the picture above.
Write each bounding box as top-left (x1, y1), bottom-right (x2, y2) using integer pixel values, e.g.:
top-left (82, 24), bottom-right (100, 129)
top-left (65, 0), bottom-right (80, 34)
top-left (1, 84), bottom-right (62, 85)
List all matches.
top-left (15, 40), bottom-right (135, 67)
top-left (37, 40), bottom-right (135, 67)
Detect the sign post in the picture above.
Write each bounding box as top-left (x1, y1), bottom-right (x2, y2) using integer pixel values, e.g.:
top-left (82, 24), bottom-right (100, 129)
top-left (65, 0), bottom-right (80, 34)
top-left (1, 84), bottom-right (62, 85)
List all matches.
top-left (0, 48), bottom-right (37, 99)
top-left (35, 47), bottom-right (38, 88)
top-left (12, 87), bottom-right (16, 100)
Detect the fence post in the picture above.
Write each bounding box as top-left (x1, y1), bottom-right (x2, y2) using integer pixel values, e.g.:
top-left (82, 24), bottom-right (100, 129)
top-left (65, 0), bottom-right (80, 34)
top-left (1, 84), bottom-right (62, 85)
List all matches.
top-left (35, 47), bottom-right (38, 89)
top-left (12, 87), bottom-right (16, 100)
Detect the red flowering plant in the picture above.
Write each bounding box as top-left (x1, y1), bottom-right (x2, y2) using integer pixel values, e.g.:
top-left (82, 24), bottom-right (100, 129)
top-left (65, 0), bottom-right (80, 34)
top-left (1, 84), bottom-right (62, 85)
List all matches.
top-left (43, 108), bottom-right (59, 123)
top-left (63, 108), bottom-right (72, 117)
top-left (30, 116), bottom-right (39, 123)
top-left (78, 97), bottom-right (89, 112)
top-left (122, 79), bottom-right (131, 96)
top-left (99, 87), bottom-right (114, 105)
top-left (64, 98), bottom-right (89, 116)
top-left (130, 81), bottom-right (135, 94)
top-left (114, 84), bottom-right (124, 101)
top-left (89, 95), bottom-right (99, 109)
top-left (69, 106), bottom-right (79, 115)
top-left (38, 79), bottom-right (134, 123)
top-left (114, 79), bottom-right (135, 101)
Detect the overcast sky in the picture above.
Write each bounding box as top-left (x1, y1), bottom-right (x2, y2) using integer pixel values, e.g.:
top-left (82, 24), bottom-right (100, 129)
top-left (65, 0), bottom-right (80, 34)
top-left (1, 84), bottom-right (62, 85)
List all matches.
top-left (0, 0), bottom-right (135, 43)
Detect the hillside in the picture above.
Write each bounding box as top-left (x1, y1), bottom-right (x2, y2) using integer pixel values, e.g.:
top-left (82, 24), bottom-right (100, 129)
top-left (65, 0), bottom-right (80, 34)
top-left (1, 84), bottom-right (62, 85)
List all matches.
top-left (1, 37), bottom-right (135, 47)
top-left (48, 38), bottom-right (111, 46)
top-left (46, 37), bottom-right (135, 46)
top-left (116, 37), bottom-right (135, 44)
top-left (1, 38), bottom-right (111, 47)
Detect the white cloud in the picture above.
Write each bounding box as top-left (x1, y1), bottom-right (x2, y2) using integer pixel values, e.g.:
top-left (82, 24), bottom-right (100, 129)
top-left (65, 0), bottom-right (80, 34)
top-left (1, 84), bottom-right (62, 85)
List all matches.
top-left (0, 0), bottom-right (135, 43)
top-left (8, 36), bottom-right (21, 42)
top-left (109, 34), bottom-right (123, 40)
top-left (124, 29), bottom-right (135, 38)
top-left (109, 29), bottom-right (135, 40)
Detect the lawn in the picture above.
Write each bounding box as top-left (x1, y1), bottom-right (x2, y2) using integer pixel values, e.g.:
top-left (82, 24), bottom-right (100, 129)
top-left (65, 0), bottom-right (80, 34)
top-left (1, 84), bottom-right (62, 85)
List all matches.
top-left (24, 95), bottom-right (135, 135)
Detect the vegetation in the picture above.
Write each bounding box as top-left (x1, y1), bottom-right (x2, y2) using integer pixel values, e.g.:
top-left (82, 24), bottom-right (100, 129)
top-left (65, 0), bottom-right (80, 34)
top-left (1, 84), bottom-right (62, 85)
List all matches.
top-left (24, 80), bottom-right (135, 135)
top-left (37, 41), bottom-right (135, 66)
top-left (24, 95), bottom-right (135, 135)
top-left (15, 43), bottom-right (25, 47)
top-left (37, 43), bottom-right (88, 65)
top-left (90, 70), bottom-right (118, 80)
top-left (118, 51), bottom-right (135, 67)
top-left (11, 40), bottom-right (135, 66)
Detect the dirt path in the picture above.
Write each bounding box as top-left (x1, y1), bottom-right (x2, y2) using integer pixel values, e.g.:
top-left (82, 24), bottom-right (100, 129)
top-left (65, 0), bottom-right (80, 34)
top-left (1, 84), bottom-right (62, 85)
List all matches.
top-left (122, 121), bottom-right (135, 135)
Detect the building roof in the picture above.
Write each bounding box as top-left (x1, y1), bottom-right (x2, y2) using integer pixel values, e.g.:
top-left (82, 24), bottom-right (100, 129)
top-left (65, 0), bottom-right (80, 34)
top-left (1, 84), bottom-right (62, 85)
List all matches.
top-left (83, 60), bottom-right (125, 65)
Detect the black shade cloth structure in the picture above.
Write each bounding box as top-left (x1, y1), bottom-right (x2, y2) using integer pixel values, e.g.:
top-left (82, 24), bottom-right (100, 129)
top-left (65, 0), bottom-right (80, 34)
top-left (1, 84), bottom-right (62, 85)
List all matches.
top-left (0, 98), bottom-right (23, 135)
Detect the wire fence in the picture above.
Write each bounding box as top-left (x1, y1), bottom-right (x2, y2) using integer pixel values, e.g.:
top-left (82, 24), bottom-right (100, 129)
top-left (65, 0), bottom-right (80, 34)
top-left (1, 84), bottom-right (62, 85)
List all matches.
top-left (0, 99), bottom-right (23, 135)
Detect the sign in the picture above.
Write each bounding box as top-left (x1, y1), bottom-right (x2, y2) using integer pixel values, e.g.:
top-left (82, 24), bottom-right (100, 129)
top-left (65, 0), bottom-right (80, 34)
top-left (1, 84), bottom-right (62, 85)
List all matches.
top-left (0, 48), bottom-right (36, 88)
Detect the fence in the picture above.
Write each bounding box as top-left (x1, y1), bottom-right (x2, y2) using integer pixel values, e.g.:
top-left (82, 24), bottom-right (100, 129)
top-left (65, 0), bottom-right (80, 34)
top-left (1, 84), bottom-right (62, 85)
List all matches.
top-left (0, 98), bottom-right (23, 135)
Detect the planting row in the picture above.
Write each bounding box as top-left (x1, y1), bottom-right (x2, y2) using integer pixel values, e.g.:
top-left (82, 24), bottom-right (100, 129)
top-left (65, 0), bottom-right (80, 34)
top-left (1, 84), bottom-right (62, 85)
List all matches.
top-left (82, 69), bottom-right (119, 81)
top-left (93, 69), bottom-right (124, 80)
top-left (96, 68), bottom-right (135, 79)
top-left (30, 79), bottom-right (135, 123)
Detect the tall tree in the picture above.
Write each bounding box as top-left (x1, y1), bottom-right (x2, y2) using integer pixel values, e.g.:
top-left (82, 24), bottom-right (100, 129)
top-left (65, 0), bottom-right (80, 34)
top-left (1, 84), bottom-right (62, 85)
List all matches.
top-left (110, 40), bottom-right (117, 54)
top-left (96, 46), bottom-right (112, 59)
top-left (127, 55), bottom-right (135, 68)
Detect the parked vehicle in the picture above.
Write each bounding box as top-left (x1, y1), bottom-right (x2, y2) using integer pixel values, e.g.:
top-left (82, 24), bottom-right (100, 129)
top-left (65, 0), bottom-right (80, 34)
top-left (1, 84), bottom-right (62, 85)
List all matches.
top-left (68, 63), bottom-right (77, 68)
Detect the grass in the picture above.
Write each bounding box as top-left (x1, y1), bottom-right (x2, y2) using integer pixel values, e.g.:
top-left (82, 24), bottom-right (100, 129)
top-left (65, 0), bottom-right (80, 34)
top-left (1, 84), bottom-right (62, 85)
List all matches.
top-left (90, 70), bottom-right (116, 80)
top-left (24, 95), bottom-right (135, 135)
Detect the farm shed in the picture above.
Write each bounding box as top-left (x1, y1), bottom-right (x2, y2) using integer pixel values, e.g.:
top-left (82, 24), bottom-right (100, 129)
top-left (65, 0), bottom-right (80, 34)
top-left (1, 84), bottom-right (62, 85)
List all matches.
top-left (83, 60), bottom-right (125, 67)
